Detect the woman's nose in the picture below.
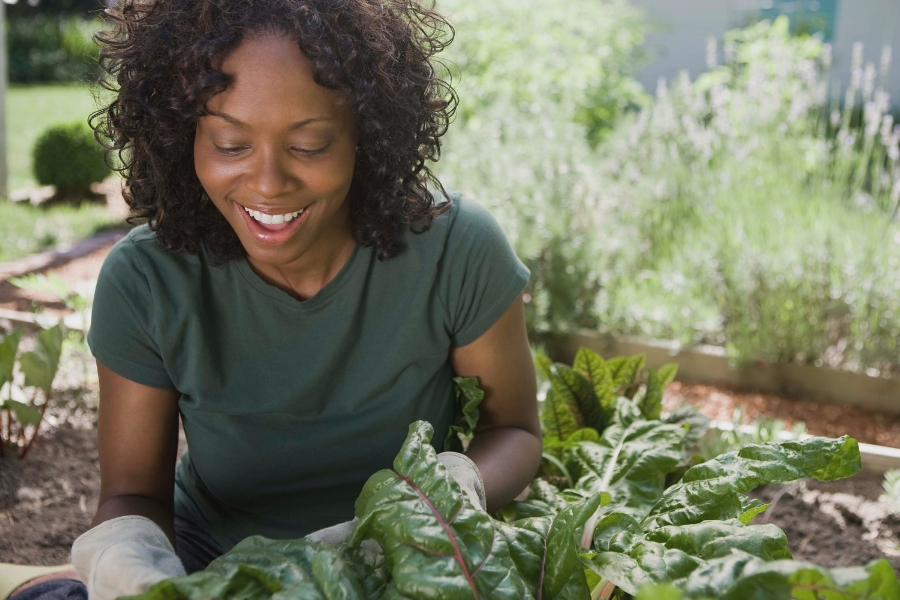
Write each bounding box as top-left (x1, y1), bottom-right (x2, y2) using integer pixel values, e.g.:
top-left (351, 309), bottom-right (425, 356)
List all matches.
top-left (244, 147), bottom-right (297, 199)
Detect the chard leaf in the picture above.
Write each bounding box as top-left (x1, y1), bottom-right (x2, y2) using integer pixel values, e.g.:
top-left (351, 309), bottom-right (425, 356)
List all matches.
top-left (0, 330), bottom-right (22, 389)
top-left (350, 421), bottom-right (532, 600)
top-left (678, 551), bottom-right (900, 600)
top-left (643, 436), bottom-right (862, 529)
top-left (640, 364), bottom-right (677, 420)
top-left (664, 404), bottom-right (710, 447)
top-left (541, 387), bottom-right (581, 441)
top-left (568, 400), bottom-right (688, 519)
top-left (500, 479), bottom-right (569, 521)
top-left (587, 521), bottom-right (791, 595)
top-left (19, 324), bottom-right (65, 393)
top-left (444, 377), bottom-right (484, 452)
top-left (571, 348), bottom-right (616, 416)
top-left (609, 354), bottom-right (646, 395)
top-left (551, 362), bottom-right (605, 433)
top-left (498, 492), bottom-right (610, 599)
top-left (535, 353), bottom-right (554, 382)
top-left (129, 537), bottom-right (385, 600)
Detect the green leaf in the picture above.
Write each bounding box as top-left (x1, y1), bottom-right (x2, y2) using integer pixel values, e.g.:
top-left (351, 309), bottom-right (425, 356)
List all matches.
top-left (0, 330), bottom-right (22, 389)
top-left (635, 583), bottom-right (687, 600)
top-left (0, 399), bottom-right (42, 427)
top-left (500, 479), bottom-right (570, 522)
top-left (552, 362), bottom-right (604, 433)
top-left (664, 404), bottom-right (710, 447)
top-left (444, 377), bottom-right (484, 452)
top-left (534, 352), bottom-right (554, 382)
top-left (498, 493), bottom-right (608, 599)
top-left (610, 354), bottom-right (646, 395)
top-left (679, 552), bottom-right (900, 600)
top-left (19, 324), bottom-right (65, 393)
top-left (350, 421), bottom-right (533, 600)
top-left (640, 364), bottom-right (677, 420)
top-left (568, 399), bottom-right (688, 519)
top-left (541, 387), bottom-right (581, 441)
top-left (127, 537), bottom-right (386, 600)
top-left (643, 436), bottom-right (862, 530)
top-left (571, 348), bottom-right (616, 417)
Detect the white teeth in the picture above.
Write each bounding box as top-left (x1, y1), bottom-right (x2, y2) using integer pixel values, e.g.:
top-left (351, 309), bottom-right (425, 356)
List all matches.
top-left (243, 206), bottom-right (304, 225)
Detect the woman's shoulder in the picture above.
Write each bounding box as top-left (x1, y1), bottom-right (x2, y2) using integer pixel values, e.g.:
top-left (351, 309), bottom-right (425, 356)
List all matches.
top-left (100, 224), bottom-right (209, 283)
top-left (403, 191), bottom-right (506, 250)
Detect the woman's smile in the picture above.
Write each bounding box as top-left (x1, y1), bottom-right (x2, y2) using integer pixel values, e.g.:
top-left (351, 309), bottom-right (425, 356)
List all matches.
top-left (234, 199), bottom-right (313, 246)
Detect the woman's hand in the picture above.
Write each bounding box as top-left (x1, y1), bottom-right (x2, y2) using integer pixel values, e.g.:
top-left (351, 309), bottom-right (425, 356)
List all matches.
top-left (449, 294), bottom-right (542, 513)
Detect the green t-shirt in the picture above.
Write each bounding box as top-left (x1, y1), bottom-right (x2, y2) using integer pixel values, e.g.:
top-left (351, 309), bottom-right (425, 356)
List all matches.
top-left (87, 194), bottom-right (529, 550)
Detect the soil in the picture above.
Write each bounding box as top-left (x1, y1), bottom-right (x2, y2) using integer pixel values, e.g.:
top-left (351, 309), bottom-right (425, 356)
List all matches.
top-left (1, 237), bottom-right (899, 571)
top-left (749, 476), bottom-right (900, 571)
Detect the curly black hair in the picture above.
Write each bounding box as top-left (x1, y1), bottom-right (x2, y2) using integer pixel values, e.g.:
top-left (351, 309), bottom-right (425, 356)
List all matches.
top-left (91, 0), bottom-right (456, 261)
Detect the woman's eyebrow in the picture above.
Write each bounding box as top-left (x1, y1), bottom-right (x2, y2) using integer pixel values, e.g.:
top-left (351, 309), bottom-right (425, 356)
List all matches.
top-left (207, 110), bottom-right (332, 130)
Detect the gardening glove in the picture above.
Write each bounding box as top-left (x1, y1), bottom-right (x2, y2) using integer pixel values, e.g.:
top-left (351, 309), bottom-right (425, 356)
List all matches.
top-left (71, 515), bottom-right (186, 600)
top-left (439, 451), bottom-right (487, 512)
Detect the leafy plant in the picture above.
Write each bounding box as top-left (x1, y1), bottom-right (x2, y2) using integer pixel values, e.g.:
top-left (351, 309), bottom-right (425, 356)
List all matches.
top-left (32, 121), bottom-right (110, 201)
top-left (0, 324), bottom-right (66, 459)
top-left (134, 348), bottom-right (896, 599)
top-left (883, 469), bottom-right (900, 515)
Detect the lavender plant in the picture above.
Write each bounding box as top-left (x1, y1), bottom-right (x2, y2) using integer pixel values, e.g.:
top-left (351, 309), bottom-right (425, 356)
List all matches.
top-left (593, 18), bottom-right (900, 372)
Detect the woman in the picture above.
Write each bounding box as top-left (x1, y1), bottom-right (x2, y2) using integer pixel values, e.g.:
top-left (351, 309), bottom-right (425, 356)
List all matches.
top-left (4, 1), bottom-right (541, 598)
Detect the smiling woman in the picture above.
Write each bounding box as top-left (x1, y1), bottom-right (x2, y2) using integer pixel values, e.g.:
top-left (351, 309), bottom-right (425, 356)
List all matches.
top-left (0, 2), bottom-right (543, 600)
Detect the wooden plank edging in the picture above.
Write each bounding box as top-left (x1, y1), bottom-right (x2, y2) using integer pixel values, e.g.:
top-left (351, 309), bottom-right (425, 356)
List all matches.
top-left (539, 331), bottom-right (900, 415)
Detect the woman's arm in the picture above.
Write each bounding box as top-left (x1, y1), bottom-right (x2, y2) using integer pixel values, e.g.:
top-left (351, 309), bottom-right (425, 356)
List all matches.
top-left (92, 361), bottom-right (181, 545)
top-left (449, 293), bottom-right (542, 512)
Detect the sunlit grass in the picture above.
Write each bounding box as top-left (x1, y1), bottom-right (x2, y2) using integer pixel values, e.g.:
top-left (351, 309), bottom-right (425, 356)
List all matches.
top-left (0, 201), bottom-right (119, 263)
top-left (8, 83), bottom-right (104, 191)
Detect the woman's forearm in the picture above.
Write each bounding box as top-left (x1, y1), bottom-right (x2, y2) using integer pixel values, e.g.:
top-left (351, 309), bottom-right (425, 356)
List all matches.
top-left (464, 426), bottom-right (543, 513)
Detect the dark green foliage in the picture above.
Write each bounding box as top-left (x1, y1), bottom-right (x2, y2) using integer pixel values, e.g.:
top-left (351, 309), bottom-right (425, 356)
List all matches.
top-left (444, 377), bottom-right (484, 452)
top-left (138, 350), bottom-right (895, 599)
top-left (32, 121), bottom-right (109, 199)
top-left (7, 14), bottom-right (99, 83)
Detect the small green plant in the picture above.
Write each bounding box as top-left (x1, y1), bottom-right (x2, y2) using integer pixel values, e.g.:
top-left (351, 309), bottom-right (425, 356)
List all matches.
top-left (697, 408), bottom-right (808, 463)
top-left (32, 121), bottom-right (110, 201)
top-left (0, 324), bottom-right (66, 459)
top-left (883, 469), bottom-right (900, 515)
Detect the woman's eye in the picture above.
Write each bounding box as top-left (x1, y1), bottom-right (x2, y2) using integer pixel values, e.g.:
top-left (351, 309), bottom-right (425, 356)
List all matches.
top-left (291, 144), bottom-right (330, 157)
top-left (214, 145), bottom-right (249, 156)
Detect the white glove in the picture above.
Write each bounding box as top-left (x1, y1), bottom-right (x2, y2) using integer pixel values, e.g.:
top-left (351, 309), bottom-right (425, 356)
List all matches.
top-left (438, 451), bottom-right (487, 512)
top-left (71, 515), bottom-right (186, 600)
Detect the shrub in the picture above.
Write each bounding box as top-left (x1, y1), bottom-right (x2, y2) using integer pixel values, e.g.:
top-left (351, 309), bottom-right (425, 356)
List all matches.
top-left (7, 14), bottom-right (100, 83)
top-left (590, 18), bottom-right (900, 373)
top-left (435, 0), bottom-right (649, 333)
top-left (32, 121), bottom-right (110, 200)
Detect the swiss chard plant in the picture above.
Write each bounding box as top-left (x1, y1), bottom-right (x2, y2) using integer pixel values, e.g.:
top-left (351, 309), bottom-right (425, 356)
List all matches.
top-left (0, 324), bottom-right (66, 459)
top-left (129, 349), bottom-right (899, 600)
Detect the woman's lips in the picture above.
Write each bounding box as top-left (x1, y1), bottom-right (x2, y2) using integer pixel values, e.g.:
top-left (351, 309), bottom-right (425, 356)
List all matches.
top-left (236, 202), bottom-right (311, 246)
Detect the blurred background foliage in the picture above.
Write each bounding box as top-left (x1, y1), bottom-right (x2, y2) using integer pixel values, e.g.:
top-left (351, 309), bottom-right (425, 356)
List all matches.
top-left (7, 0), bottom-right (900, 375)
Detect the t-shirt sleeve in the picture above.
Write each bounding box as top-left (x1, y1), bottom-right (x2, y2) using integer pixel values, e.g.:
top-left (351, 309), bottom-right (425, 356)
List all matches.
top-left (438, 197), bottom-right (530, 347)
top-left (87, 236), bottom-right (175, 389)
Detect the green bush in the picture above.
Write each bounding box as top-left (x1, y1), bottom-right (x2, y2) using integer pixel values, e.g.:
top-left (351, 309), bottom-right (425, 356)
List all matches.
top-left (435, 0), bottom-right (649, 333)
top-left (8, 14), bottom-right (100, 83)
top-left (32, 121), bottom-right (110, 199)
top-left (591, 18), bottom-right (900, 373)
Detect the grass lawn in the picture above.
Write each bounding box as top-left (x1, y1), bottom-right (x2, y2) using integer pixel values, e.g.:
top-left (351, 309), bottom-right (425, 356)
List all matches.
top-left (0, 201), bottom-right (121, 263)
top-left (3, 84), bottom-right (121, 263)
top-left (8, 83), bottom-right (107, 191)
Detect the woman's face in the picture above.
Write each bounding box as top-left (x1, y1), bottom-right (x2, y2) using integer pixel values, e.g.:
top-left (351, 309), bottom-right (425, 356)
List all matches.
top-left (194, 34), bottom-right (357, 271)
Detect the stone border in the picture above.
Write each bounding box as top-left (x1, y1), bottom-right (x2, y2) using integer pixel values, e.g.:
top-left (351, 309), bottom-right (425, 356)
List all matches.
top-left (538, 330), bottom-right (900, 415)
